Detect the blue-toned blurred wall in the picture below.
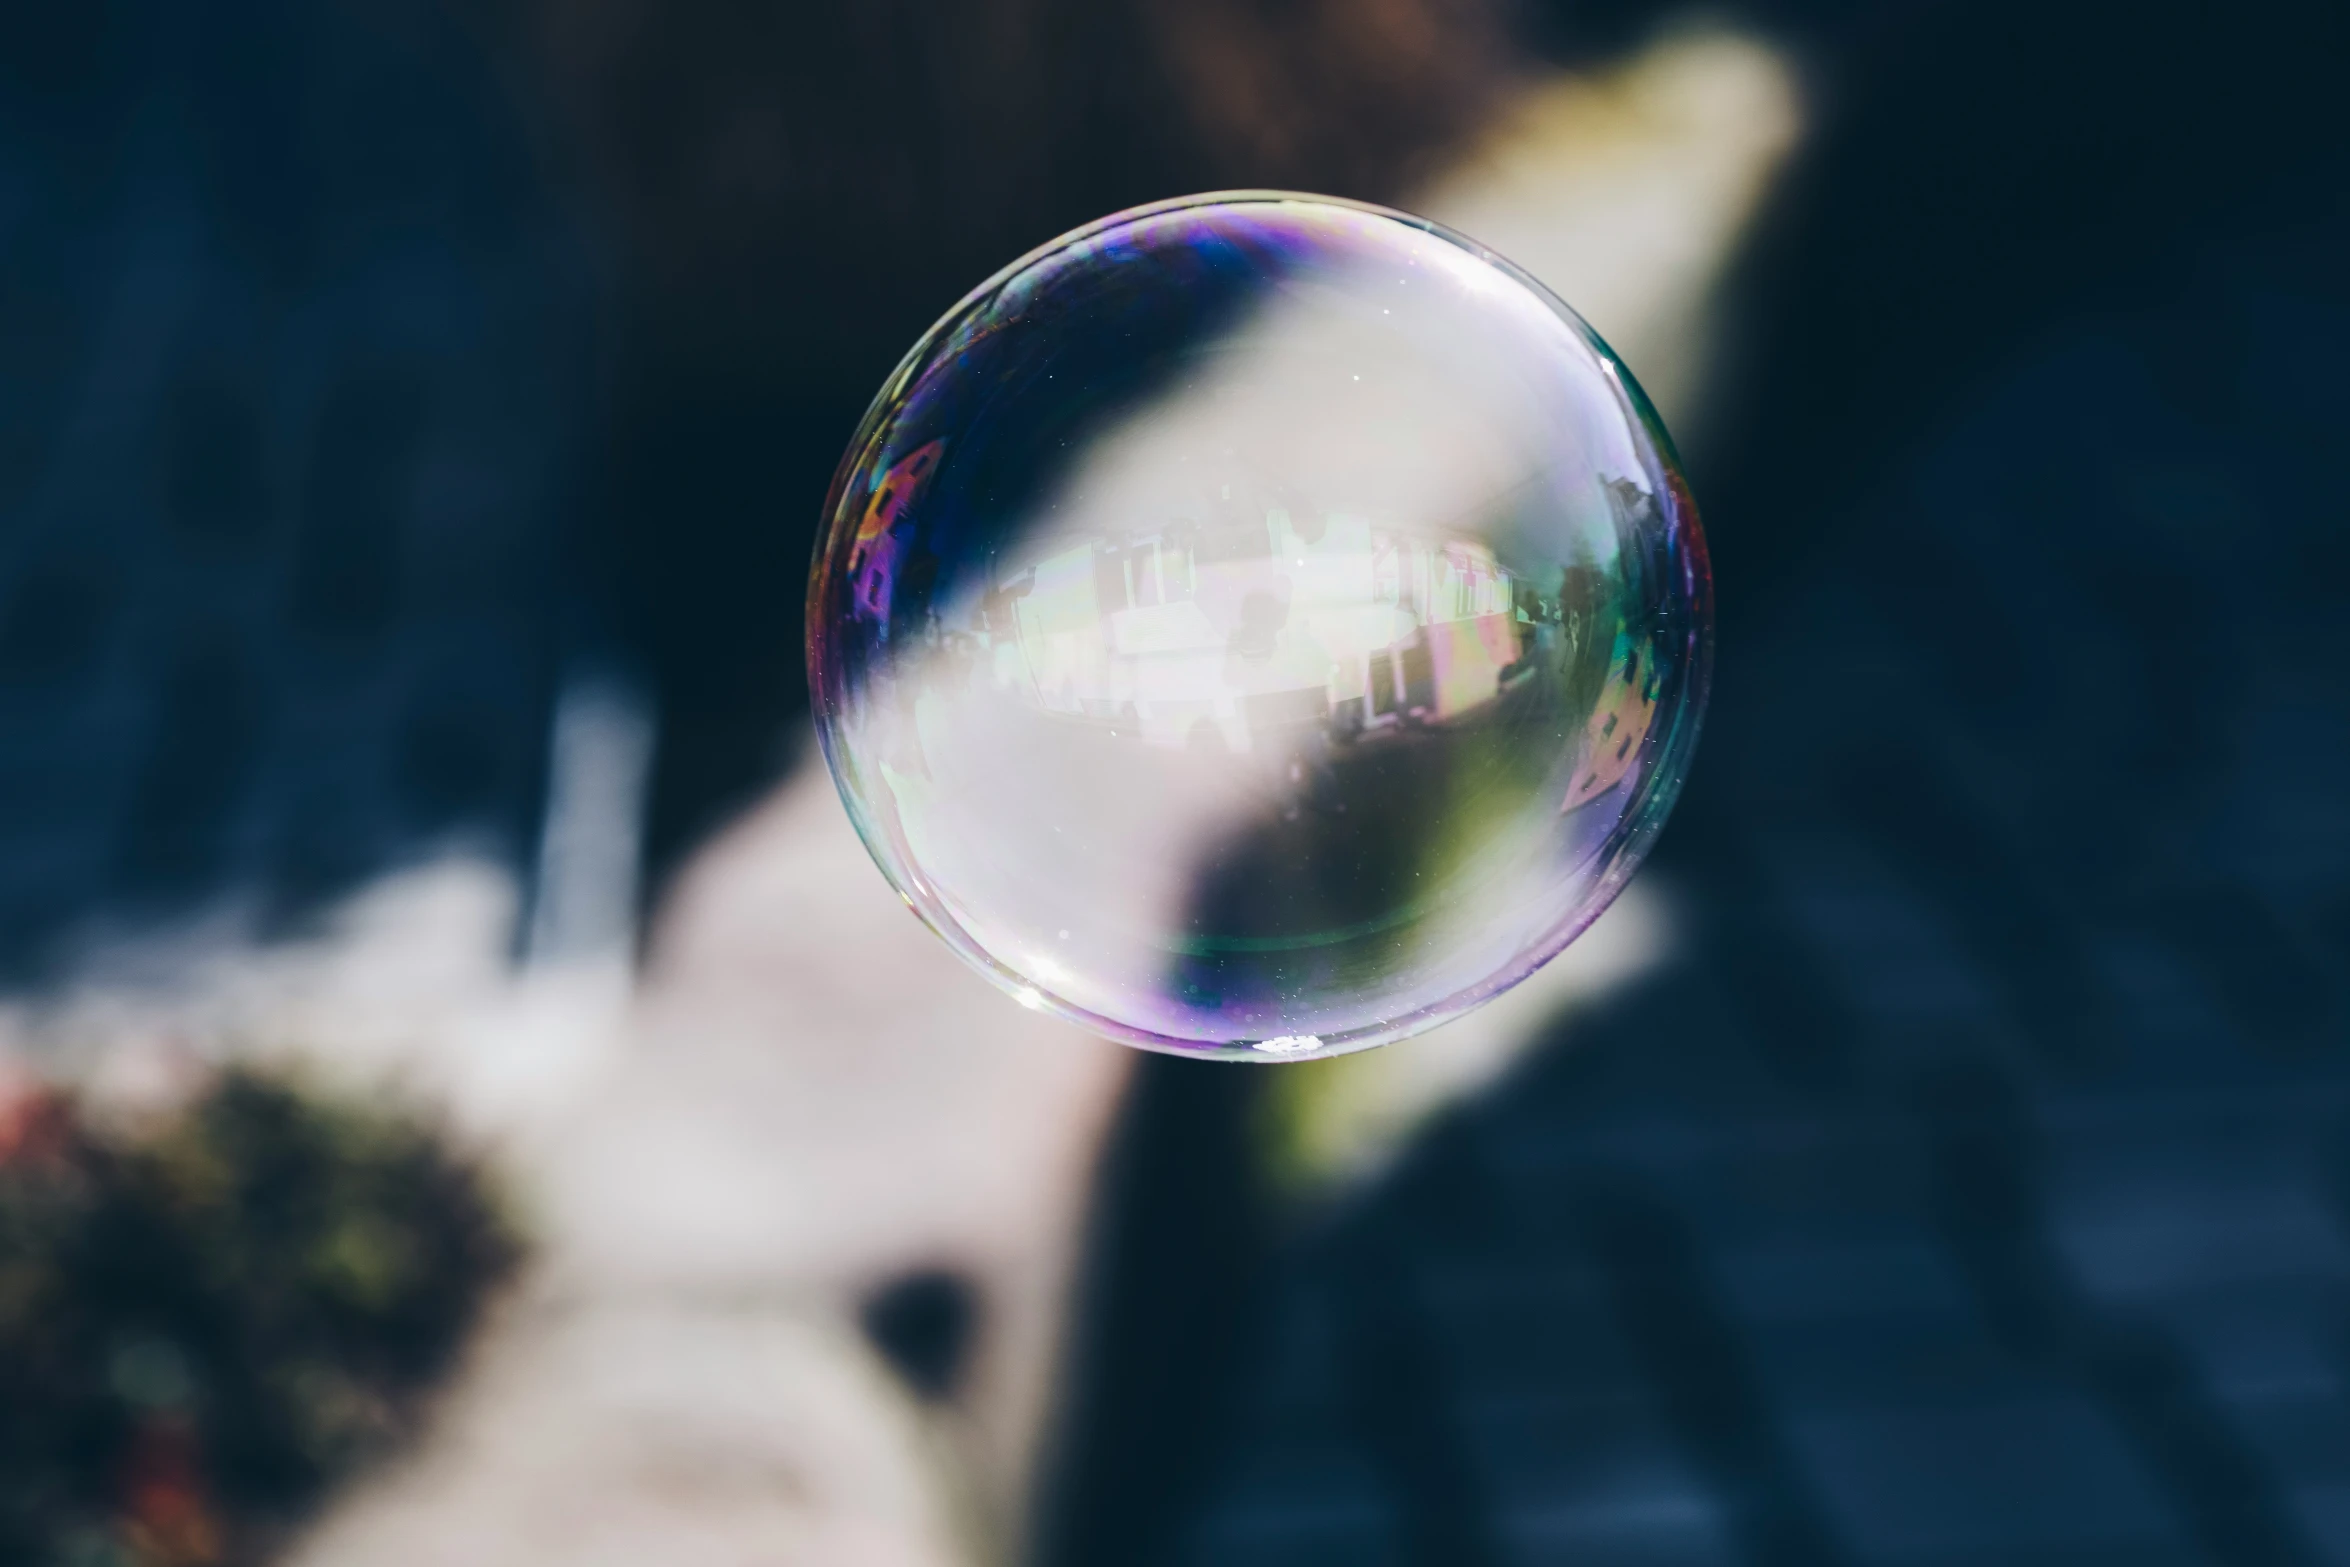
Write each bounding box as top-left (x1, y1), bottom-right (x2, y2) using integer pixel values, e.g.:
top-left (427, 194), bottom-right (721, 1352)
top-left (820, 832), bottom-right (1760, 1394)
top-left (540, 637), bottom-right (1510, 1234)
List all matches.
top-left (0, 1), bottom-right (593, 976)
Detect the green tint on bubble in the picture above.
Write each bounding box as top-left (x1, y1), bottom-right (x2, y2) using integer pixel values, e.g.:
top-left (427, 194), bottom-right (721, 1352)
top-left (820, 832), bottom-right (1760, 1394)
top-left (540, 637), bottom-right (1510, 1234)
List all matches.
top-left (808, 193), bottom-right (1711, 1061)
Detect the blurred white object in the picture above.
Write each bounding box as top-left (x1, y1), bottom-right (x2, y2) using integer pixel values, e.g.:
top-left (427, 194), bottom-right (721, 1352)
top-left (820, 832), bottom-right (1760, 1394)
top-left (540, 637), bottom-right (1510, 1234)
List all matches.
top-left (525, 666), bottom-right (657, 973)
top-left (521, 749), bottom-right (1130, 1562)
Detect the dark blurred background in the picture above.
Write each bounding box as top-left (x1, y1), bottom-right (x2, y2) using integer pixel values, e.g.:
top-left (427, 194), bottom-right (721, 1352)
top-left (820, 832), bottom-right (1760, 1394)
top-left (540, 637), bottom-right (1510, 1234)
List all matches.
top-left (2, 0), bottom-right (2348, 1563)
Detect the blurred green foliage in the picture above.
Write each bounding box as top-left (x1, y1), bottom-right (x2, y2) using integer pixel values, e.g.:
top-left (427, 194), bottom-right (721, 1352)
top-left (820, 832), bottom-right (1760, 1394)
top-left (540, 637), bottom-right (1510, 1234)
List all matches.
top-left (0, 1070), bottom-right (520, 1567)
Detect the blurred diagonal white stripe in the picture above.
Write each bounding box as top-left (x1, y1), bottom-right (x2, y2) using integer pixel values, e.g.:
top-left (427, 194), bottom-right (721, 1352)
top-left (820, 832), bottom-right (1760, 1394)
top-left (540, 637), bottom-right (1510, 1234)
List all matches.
top-left (1423, 26), bottom-right (1804, 434)
top-left (1265, 28), bottom-right (1800, 1193)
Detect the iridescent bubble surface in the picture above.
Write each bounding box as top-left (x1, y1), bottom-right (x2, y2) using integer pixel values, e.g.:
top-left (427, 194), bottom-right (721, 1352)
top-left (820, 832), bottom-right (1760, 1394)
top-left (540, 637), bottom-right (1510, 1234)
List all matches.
top-left (808, 193), bottom-right (1710, 1061)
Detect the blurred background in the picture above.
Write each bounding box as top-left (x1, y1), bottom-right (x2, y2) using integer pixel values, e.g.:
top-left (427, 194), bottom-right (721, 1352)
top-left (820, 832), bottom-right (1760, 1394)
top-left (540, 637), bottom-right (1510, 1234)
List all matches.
top-left (2, 0), bottom-right (2347, 1563)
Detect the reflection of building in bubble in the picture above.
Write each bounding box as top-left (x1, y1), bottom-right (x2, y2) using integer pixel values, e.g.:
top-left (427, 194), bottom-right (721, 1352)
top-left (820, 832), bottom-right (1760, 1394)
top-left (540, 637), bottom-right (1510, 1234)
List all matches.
top-left (848, 440), bottom-right (945, 626)
top-left (1561, 640), bottom-right (1660, 811)
top-left (1560, 475), bottom-right (1666, 811)
top-left (978, 502), bottom-right (1542, 757)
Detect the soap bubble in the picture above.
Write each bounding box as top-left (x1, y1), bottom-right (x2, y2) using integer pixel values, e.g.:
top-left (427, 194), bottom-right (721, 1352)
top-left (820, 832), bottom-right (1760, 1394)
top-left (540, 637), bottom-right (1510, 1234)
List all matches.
top-left (808, 193), bottom-right (1710, 1061)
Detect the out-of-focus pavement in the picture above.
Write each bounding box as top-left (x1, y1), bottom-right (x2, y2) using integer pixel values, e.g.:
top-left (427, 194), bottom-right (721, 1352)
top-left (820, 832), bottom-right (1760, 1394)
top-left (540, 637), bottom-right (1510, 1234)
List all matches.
top-left (280, 755), bottom-right (1133, 1567)
top-left (0, 29), bottom-right (1798, 1566)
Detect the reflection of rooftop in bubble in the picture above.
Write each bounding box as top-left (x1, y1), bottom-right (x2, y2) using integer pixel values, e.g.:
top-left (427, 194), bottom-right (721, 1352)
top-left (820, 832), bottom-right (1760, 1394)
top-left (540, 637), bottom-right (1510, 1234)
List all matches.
top-left (961, 504), bottom-right (1579, 758)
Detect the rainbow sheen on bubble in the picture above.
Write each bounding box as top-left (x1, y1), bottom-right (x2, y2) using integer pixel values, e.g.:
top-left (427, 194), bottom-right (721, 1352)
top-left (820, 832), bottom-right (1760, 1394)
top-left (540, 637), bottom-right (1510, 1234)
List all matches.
top-left (808, 193), bottom-right (1710, 1061)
